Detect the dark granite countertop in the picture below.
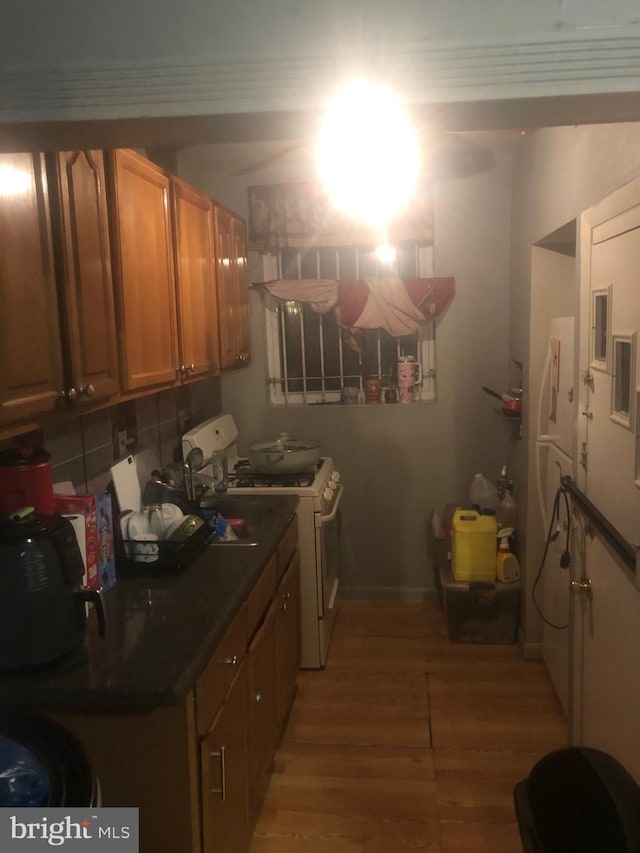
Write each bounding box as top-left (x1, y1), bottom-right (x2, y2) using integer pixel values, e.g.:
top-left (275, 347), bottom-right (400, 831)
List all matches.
top-left (0, 495), bottom-right (298, 711)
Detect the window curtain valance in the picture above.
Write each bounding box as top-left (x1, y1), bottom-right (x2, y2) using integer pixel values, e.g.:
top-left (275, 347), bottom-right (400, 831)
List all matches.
top-left (248, 182), bottom-right (434, 251)
top-left (257, 276), bottom-right (455, 339)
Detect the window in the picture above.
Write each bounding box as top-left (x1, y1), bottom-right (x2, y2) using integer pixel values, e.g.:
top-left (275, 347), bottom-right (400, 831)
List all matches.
top-left (591, 285), bottom-right (612, 371)
top-left (610, 332), bottom-right (636, 430)
top-left (256, 243), bottom-right (436, 405)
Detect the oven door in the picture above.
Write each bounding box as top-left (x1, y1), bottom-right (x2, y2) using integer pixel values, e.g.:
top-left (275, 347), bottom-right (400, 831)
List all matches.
top-left (316, 484), bottom-right (343, 624)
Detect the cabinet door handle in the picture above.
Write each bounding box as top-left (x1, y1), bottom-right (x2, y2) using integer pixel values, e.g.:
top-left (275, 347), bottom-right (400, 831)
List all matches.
top-left (224, 655), bottom-right (238, 666)
top-left (282, 592), bottom-right (291, 600)
top-left (209, 746), bottom-right (227, 800)
top-left (255, 692), bottom-right (262, 703)
top-left (281, 602), bottom-right (288, 612)
top-left (80, 384), bottom-right (95, 398)
top-left (60, 387), bottom-right (78, 401)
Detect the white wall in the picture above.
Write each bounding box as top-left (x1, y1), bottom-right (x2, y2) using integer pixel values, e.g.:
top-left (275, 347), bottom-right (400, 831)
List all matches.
top-left (510, 121), bottom-right (640, 645)
top-left (185, 143), bottom-right (514, 599)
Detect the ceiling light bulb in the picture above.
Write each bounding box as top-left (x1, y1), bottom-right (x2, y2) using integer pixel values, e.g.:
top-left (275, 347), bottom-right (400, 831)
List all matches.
top-left (375, 244), bottom-right (396, 264)
top-left (316, 81), bottom-right (420, 226)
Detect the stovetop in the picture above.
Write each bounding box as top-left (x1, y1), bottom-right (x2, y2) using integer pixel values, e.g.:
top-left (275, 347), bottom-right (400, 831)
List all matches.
top-left (229, 459), bottom-right (321, 489)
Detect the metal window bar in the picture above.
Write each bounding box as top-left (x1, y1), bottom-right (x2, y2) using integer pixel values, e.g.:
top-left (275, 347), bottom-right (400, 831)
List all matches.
top-left (277, 251), bottom-right (290, 405)
top-left (336, 249), bottom-right (345, 389)
top-left (316, 249), bottom-right (327, 402)
top-left (267, 244), bottom-right (434, 403)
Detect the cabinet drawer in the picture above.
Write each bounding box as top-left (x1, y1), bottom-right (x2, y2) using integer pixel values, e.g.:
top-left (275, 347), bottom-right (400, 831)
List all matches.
top-left (195, 604), bottom-right (248, 736)
top-left (276, 515), bottom-right (298, 582)
top-left (246, 554), bottom-right (277, 641)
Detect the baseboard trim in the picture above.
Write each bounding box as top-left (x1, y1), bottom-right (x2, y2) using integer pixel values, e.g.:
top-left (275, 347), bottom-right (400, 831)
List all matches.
top-left (523, 641), bottom-right (544, 660)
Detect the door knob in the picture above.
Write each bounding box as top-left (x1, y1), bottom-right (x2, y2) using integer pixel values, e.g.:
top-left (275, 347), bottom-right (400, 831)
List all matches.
top-left (569, 578), bottom-right (593, 600)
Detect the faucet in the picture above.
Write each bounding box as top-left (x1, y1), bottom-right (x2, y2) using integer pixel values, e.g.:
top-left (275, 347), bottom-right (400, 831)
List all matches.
top-left (183, 447), bottom-right (224, 501)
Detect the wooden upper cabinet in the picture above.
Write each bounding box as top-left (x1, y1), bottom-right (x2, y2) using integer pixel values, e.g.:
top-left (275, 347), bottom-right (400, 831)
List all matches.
top-left (232, 215), bottom-right (251, 366)
top-left (48, 150), bottom-right (119, 405)
top-left (0, 153), bottom-right (65, 424)
top-left (107, 149), bottom-right (178, 394)
top-left (214, 204), bottom-right (251, 370)
top-left (171, 177), bottom-right (220, 381)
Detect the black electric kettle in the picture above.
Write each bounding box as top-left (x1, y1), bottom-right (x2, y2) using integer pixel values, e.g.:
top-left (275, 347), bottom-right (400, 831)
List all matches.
top-left (0, 510), bottom-right (106, 670)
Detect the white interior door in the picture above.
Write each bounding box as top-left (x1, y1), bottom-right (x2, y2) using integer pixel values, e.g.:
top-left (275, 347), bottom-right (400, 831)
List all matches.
top-left (574, 177), bottom-right (640, 779)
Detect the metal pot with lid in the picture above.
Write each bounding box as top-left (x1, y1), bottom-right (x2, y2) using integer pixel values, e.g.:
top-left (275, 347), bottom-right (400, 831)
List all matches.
top-left (248, 432), bottom-right (321, 474)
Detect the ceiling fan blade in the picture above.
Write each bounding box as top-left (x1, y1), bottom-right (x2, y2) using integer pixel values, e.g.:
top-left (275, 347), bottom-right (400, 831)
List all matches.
top-left (423, 133), bottom-right (495, 181)
top-left (231, 141), bottom-right (309, 177)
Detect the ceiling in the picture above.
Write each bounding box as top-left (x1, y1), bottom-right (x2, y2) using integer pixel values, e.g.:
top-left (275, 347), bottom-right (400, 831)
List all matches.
top-left (3, 89), bottom-right (640, 156)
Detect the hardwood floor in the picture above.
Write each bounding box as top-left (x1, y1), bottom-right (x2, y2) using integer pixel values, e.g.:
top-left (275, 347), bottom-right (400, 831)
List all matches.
top-left (250, 600), bottom-right (568, 852)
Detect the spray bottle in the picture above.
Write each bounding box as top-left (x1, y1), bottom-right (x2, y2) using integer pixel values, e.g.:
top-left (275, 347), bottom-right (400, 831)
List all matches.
top-left (496, 527), bottom-right (520, 582)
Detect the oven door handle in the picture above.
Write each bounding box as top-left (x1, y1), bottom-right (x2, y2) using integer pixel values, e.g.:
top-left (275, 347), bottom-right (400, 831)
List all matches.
top-left (320, 483), bottom-right (344, 524)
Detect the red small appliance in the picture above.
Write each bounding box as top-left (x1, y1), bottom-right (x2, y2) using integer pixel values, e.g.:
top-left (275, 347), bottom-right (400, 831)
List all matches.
top-left (0, 448), bottom-right (55, 517)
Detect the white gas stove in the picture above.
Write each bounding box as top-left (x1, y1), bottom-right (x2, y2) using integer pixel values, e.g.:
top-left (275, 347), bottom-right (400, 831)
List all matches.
top-left (182, 415), bottom-right (342, 668)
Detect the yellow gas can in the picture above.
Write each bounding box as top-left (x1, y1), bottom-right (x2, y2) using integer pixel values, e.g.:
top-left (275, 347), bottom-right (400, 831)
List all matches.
top-left (451, 509), bottom-right (497, 581)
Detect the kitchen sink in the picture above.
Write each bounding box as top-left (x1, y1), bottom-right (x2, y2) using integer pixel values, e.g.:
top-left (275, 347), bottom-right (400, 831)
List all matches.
top-left (199, 497), bottom-right (274, 547)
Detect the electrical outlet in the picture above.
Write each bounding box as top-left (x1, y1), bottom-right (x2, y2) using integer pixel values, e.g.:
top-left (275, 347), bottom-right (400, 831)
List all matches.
top-left (178, 408), bottom-right (187, 433)
top-left (118, 430), bottom-right (128, 457)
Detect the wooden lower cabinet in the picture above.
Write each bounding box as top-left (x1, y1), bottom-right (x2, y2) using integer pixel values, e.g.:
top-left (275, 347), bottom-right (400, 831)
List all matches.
top-left (247, 601), bottom-right (279, 811)
top-left (201, 661), bottom-right (250, 853)
top-left (48, 524), bottom-right (300, 853)
top-left (276, 552), bottom-right (301, 725)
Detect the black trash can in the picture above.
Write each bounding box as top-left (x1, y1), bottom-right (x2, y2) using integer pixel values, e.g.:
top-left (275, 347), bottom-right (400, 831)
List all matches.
top-left (514, 747), bottom-right (640, 853)
top-left (0, 713), bottom-right (99, 807)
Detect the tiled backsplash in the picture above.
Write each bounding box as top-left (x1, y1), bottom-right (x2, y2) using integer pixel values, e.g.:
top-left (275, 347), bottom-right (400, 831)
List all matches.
top-left (1, 377), bottom-right (221, 498)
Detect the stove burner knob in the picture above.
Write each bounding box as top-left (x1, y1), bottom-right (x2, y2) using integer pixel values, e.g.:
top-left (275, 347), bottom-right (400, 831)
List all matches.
top-left (323, 487), bottom-right (334, 502)
top-left (331, 471), bottom-right (341, 483)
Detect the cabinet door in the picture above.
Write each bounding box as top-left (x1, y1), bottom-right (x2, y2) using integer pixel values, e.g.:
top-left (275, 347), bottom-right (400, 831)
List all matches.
top-left (108, 149), bottom-right (178, 393)
top-left (276, 551), bottom-right (301, 725)
top-left (214, 205), bottom-right (250, 370)
top-left (247, 602), bottom-right (278, 808)
top-left (231, 215), bottom-right (251, 366)
top-left (201, 662), bottom-right (250, 853)
top-left (0, 153), bottom-right (64, 424)
top-left (214, 205), bottom-right (237, 370)
top-left (171, 178), bottom-right (220, 381)
top-left (50, 150), bottom-right (119, 404)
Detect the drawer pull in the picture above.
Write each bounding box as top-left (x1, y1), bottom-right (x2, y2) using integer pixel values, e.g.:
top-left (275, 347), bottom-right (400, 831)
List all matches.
top-left (209, 746), bottom-right (227, 800)
top-left (224, 655), bottom-right (238, 666)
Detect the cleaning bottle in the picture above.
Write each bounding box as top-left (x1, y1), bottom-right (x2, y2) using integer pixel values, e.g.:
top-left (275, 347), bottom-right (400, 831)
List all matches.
top-left (496, 527), bottom-right (520, 582)
top-left (496, 487), bottom-right (518, 529)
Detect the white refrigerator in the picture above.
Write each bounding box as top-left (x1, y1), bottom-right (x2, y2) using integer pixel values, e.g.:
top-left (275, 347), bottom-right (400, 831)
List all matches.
top-left (536, 316), bottom-right (575, 715)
